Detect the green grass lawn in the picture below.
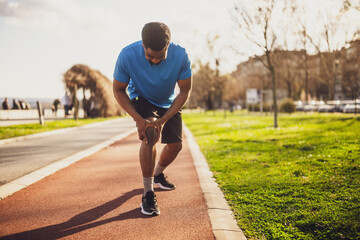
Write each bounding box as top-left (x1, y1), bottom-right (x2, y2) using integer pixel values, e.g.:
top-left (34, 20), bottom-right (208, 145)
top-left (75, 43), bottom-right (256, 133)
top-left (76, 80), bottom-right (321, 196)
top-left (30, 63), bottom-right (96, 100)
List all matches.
top-left (0, 117), bottom-right (119, 140)
top-left (183, 111), bottom-right (360, 240)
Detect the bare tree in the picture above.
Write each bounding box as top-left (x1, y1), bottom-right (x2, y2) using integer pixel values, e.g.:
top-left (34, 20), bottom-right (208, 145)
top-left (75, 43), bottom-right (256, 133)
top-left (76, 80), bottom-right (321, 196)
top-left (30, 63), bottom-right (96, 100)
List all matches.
top-left (306, 22), bottom-right (341, 100)
top-left (343, 0), bottom-right (360, 12)
top-left (190, 61), bottom-right (216, 109)
top-left (207, 34), bottom-right (226, 109)
top-left (231, 58), bottom-right (272, 104)
top-left (189, 33), bottom-right (228, 110)
top-left (341, 0), bottom-right (360, 112)
top-left (300, 25), bottom-right (311, 102)
top-left (223, 74), bottom-right (244, 103)
top-left (293, 4), bottom-right (312, 102)
top-left (286, 0), bottom-right (360, 101)
top-left (269, 1), bottom-right (305, 101)
top-left (232, 0), bottom-right (279, 128)
top-left (303, 2), bottom-right (358, 100)
top-left (274, 50), bottom-right (302, 99)
top-left (342, 37), bottom-right (360, 113)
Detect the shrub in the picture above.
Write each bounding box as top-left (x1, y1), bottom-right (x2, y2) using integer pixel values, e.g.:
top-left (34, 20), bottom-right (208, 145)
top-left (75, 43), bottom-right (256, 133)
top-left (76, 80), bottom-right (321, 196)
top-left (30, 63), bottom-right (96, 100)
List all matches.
top-left (247, 103), bottom-right (271, 112)
top-left (280, 98), bottom-right (295, 113)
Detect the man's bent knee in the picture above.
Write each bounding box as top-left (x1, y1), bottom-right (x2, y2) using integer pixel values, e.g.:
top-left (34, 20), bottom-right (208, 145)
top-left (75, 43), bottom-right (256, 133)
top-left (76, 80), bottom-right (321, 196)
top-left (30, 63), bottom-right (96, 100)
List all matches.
top-left (144, 117), bottom-right (158, 145)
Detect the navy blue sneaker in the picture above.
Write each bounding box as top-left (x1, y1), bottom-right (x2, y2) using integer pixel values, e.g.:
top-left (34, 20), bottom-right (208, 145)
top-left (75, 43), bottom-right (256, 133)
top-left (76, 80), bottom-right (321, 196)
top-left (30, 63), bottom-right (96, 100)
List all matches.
top-left (140, 191), bottom-right (160, 216)
top-left (154, 173), bottom-right (176, 190)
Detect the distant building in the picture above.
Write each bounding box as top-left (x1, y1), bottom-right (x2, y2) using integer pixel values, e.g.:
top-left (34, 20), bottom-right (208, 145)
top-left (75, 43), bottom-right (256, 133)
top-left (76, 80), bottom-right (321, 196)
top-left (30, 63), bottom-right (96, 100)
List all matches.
top-left (231, 40), bottom-right (360, 101)
top-left (341, 39), bottom-right (360, 100)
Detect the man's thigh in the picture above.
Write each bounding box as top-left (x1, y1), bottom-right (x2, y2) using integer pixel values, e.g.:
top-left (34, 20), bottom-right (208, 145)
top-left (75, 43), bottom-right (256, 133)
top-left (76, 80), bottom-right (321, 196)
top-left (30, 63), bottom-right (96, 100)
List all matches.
top-left (161, 111), bottom-right (182, 144)
top-left (131, 97), bottom-right (160, 119)
top-left (131, 97), bottom-right (182, 143)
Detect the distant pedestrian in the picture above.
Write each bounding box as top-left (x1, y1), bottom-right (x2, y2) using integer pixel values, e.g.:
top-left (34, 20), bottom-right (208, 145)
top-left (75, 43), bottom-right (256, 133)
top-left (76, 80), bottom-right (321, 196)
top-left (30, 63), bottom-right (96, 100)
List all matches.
top-left (61, 92), bottom-right (72, 116)
top-left (82, 95), bottom-right (96, 118)
top-left (24, 101), bottom-right (31, 109)
top-left (229, 101), bottom-right (235, 113)
top-left (88, 95), bottom-right (99, 118)
top-left (18, 100), bottom-right (26, 110)
top-left (52, 98), bottom-right (60, 117)
top-left (12, 99), bottom-right (20, 110)
top-left (2, 98), bottom-right (9, 110)
top-left (113, 22), bottom-right (192, 216)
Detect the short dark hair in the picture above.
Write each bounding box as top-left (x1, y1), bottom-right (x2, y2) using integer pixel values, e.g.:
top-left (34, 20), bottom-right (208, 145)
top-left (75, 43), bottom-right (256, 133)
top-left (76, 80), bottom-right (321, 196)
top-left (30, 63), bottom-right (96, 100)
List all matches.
top-left (142, 22), bottom-right (171, 51)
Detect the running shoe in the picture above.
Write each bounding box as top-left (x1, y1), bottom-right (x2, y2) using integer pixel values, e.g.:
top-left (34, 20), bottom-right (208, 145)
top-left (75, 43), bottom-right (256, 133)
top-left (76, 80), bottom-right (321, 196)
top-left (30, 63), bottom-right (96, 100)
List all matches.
top-left (140, 191), bottom-right (160, 216)
top-left (154, 173), bottom-right (176, 190)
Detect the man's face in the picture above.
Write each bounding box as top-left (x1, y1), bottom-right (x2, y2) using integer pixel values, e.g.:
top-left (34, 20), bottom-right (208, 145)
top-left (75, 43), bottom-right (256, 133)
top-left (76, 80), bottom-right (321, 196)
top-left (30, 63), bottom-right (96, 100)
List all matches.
top-left (143, 44), bottom-right (168, 65)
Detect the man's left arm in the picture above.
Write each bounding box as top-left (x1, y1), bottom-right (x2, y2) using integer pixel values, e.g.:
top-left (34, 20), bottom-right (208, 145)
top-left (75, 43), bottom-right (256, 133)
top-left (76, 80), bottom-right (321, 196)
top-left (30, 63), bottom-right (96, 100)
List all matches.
top-left (155, 77), bottom-right (192, 129)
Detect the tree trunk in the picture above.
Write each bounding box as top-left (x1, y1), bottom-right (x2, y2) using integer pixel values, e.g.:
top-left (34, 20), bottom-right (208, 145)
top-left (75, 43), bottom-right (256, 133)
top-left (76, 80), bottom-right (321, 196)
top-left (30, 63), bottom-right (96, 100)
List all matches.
top-left (74, 84), bottom-right (79, 120)
top-left (329, 79), bottom-right (335, 100)
top-left (305, 70), bottom-right (309, 103)
top-left (266, 49), bottom-right (278, 128)
top-left (286, 80), bottom-right (292, 98)
top-left (271, 66), bottom-right (278, 128)
top-left (304, 56), bottom-right (309, 102)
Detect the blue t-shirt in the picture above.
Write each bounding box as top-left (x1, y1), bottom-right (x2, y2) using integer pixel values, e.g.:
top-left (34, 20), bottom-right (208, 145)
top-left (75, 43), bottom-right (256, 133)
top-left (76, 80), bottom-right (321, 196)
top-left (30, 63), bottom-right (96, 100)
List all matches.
top-left (113, 41), bottom-right (192, 108)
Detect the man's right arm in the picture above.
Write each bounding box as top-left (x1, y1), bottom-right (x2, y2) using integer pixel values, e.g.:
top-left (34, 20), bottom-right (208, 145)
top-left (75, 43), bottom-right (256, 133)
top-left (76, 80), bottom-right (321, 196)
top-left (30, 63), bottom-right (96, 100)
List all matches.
top-left (113, 79), bottom-right (149, 141)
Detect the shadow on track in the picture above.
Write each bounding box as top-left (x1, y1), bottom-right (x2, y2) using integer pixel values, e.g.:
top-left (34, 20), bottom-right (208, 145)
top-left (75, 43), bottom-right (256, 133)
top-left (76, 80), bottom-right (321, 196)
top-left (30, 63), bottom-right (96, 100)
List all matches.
top-left (0, 188), bottom-right (148, 240)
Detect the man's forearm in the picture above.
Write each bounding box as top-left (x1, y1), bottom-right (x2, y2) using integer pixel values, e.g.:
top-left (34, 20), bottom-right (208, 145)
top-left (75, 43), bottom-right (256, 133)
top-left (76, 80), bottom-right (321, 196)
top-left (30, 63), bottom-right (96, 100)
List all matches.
top-left (113, 81), bottom-right (154, 142)
top-left (159, 90), bottom-right (190, 124)
top-left (114, 90), bottom-right (143, 123)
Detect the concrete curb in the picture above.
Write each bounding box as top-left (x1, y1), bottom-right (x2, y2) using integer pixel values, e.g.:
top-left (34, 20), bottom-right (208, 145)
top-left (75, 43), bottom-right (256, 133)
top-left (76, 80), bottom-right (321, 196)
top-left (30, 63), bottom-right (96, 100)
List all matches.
top-left (184, 124), bottom-right (247, 240)
top-left (0, 127), bottom-right (137, 200)
top-left (0, 118), bottom-right (125, 146)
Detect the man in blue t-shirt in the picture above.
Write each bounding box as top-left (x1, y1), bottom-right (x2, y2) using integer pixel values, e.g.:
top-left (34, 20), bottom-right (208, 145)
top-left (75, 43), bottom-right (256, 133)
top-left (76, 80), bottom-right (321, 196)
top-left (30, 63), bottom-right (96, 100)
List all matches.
top-left (113, 22), bottom-right (192, 216)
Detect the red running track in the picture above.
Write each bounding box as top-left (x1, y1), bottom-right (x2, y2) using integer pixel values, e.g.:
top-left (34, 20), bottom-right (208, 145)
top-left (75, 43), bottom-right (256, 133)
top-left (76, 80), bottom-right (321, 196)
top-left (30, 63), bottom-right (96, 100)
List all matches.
top-left (0, 133), bottom-right (214, 240)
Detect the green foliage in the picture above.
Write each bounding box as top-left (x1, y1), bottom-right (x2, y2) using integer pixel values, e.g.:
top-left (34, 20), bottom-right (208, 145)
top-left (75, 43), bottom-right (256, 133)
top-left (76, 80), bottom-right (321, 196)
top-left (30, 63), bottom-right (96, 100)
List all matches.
top-left (280, 99), bottom-right (296, 113)
top-left (247, 103), bottom-right (271, 112)
top-left (0, 117), bottom-right (119, 140)
top-left (183, 111), bottom-right (360, 240)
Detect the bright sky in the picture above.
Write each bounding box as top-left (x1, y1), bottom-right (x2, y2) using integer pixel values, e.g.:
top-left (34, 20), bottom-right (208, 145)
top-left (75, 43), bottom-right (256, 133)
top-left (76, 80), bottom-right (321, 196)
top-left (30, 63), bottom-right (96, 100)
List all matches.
top-left (0, 0), bottom-right (358, 99)
top-left (0, 0), bottom-right (238, 99)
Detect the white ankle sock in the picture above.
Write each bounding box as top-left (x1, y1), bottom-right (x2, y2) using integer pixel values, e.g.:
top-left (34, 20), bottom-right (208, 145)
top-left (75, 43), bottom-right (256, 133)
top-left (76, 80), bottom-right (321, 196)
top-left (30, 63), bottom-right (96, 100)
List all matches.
top-left (143, 177), bottom-right (154, 195)
top-left (154, 163), bottom-right (166, 176)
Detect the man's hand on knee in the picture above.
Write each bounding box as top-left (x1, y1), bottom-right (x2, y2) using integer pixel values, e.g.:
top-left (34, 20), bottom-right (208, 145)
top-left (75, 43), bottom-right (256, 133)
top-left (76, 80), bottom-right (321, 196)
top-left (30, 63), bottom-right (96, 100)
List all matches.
top-left (143, 117), bottom-right (160, 145)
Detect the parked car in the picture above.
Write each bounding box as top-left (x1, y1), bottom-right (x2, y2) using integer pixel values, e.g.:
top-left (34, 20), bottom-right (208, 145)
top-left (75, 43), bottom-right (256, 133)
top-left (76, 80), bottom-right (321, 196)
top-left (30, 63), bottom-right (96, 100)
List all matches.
top-left (295, 105), bottom-right (304, 111)
top-left (343, 104), bottom-right (360, 113)
top-left (303, 105), bottom-right (318, 112)
top-left (333, 104), bottom-right (346, 112)
top-left (318, 104), bottom-right (336, 113)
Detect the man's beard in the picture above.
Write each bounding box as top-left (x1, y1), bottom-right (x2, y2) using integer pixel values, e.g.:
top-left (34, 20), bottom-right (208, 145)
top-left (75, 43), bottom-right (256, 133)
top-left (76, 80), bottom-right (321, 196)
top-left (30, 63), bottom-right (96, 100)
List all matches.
top-left (149, 60), bottom-right (161, 65)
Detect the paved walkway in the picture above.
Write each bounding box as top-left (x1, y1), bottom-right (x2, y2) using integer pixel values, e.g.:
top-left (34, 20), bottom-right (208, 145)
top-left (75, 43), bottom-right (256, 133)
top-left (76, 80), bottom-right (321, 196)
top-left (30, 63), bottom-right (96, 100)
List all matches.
top-left (0, 119), bottom-right (246, 239)
top-left (0, 132), bottom-right (215, 239)
top-left (0, 118), bottom-right (136, 186)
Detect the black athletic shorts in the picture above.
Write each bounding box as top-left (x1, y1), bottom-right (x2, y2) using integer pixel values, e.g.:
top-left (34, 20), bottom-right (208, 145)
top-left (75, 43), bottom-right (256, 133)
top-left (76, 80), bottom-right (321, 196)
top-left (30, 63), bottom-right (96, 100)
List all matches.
top-left (131, 97), bottom-right (182, 143)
